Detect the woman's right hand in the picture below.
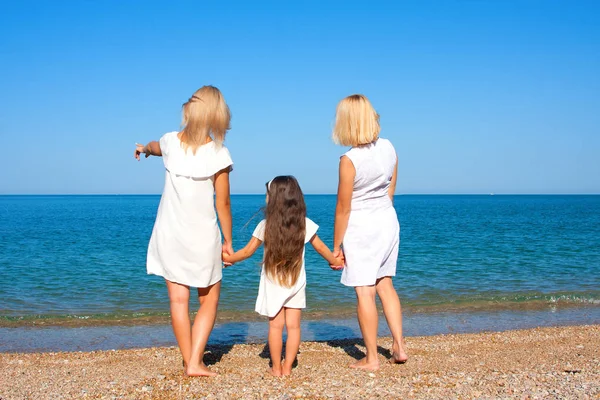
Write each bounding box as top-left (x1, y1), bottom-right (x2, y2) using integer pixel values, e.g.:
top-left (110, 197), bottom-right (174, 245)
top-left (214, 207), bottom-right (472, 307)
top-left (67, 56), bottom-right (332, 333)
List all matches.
top-left (134, 143), bottom-right (148, 160)
top-left (330, 248), bottom-right (345, 270)
top-left (222, 242), bottom-right (234, 267)
top-left (222, 252), bottom-right (234, 267)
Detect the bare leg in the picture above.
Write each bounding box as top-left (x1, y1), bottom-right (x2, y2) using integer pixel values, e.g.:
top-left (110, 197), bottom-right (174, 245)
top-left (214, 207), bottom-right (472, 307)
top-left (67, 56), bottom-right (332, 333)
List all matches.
top-left (268, 308), bottom-right (285, 377)
top-left (376, 277), bottom-right (408, 363)
top-left (282, 308), bottom-right (301, 376)
top-left (186, 281), bottom-right (221, 377)
top-left (351, 285), bottom-right (380, 371)
top-left (166, 280), bottom-right (192, 369)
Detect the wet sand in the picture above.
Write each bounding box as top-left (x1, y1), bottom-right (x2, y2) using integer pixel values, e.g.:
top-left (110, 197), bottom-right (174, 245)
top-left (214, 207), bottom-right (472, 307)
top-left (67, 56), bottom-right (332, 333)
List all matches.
top-left (1, 325), bottom-right (598, 399)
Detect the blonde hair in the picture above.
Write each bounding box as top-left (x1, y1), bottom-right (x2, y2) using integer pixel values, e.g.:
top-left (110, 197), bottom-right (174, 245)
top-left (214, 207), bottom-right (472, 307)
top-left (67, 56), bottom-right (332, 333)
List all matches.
top-left (180, 85), bottom-right (231, 154)
top-left (332, 94), bottom-right (380, 147)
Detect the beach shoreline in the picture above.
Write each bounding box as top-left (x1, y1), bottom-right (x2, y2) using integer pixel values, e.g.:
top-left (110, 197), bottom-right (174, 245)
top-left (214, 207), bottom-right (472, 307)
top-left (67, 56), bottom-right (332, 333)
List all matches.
top-left (2, 305), bottom-right (599, 354)
top-left (2, 325), bottom-right (598, 399)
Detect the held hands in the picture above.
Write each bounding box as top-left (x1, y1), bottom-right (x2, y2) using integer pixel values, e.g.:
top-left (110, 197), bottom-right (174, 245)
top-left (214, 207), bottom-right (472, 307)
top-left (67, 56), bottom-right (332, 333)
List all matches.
top-left (330, 247), bottom-right (345, 271)
top-left (222, 242), bottom-right (234, 267)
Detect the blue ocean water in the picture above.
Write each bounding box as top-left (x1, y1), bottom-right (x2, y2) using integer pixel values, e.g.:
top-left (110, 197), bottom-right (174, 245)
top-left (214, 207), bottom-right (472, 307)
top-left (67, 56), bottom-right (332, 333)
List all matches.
top-left (1, 194), bottom-right (599, 326)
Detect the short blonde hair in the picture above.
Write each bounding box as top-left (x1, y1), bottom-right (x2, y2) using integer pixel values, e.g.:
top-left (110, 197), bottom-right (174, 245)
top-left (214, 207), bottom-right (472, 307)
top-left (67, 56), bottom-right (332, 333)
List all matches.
top-left (180, 85), bottom-right (231, 154)
top-left (332, 94), bottom-right (380, 147)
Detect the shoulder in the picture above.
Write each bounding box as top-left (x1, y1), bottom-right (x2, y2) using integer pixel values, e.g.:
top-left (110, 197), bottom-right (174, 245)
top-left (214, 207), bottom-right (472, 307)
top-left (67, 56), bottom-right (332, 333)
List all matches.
top-left (341, 147), bottom-right (358, 165)
top-left (305, 217), bottom-right (318, 228)
top-left (305, 217), bottom-right (319, 242)
top-left (204, 142), bottom-right (234, 173)
top-left (159, 131), bottom-right (179, 152)
top-left (378, 137), bottom-right (395, 151)
top-left (377, 137), bottom-right (397, 159)
top-left (252, 219), bottom-right (267, 240)
top-left (211, 142), bottom-right (233, 161)
top-left (159, 131), bottom-right (179, 145)
top-left (214, 142), bottom-right (232, 157)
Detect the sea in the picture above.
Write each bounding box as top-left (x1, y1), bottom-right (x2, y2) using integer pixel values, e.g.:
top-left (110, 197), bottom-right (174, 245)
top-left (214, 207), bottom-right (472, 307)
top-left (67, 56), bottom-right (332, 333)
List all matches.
top-left (1, 195), bottom-right (599, 352)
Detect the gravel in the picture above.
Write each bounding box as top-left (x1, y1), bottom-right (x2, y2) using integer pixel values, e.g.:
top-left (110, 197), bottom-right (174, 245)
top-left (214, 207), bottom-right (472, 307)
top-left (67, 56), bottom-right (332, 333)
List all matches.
top-left (1, 324), bottom-right (598, 399)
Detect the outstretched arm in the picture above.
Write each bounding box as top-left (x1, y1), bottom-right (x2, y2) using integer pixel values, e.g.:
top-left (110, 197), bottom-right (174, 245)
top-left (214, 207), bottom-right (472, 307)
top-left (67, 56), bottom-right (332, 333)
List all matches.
top-left (310, 234), bottom-right (344, 270)
top-left (134, 141), bottom-right (162, 160)
top-left (223, 237), bottom-right (262, 265)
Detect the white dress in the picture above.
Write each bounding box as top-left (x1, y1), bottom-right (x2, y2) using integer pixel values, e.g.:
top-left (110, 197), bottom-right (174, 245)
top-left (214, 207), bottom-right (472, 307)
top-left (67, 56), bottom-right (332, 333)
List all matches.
top-left (340, 138), bottom-right (400, 287)
top-left (252, 217), bottom-right (319, 317)
top-left (146, 131), bottom-right (233, 288)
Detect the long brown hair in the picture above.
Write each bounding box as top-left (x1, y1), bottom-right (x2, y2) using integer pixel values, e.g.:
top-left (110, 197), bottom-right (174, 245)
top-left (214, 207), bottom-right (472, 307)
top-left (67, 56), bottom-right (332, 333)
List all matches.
top-left (263, 176), bottom-right (307, 288)
top-left (180, 85), bottom-right (231, 154)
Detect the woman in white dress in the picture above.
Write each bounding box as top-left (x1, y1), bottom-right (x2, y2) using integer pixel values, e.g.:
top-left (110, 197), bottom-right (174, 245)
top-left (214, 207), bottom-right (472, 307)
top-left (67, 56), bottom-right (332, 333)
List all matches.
top-left (134, 86), bottom-right (233, 377)
top-left (223, 176), bottom-right (343, 376)
top-left (332, 94), bottom-right (408, 371)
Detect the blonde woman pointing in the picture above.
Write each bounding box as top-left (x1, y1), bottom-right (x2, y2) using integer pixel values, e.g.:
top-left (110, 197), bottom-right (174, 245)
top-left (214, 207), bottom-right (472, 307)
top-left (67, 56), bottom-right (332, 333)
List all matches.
top-left (135, 86), bottom-right (233, 377)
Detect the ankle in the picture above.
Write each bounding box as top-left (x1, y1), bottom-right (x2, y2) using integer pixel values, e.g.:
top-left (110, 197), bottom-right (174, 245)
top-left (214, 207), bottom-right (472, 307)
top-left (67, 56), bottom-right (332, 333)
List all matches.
top-left (393, 338), bottom-right (405, 351)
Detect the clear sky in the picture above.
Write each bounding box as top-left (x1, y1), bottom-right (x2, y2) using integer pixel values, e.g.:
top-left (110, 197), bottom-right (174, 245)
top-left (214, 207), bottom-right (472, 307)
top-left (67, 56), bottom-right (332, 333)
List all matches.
top-left (1, 0), bottom-right (598, 194)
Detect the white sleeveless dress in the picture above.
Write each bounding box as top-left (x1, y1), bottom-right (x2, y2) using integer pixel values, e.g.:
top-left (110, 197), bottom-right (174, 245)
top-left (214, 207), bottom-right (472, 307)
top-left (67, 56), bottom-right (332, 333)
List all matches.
top-left (340, 138), bottom-right (400, 287)
top-left (146, 131), bottom-right (233, 288)
top-left (252, 217), bottom-right (319, 317)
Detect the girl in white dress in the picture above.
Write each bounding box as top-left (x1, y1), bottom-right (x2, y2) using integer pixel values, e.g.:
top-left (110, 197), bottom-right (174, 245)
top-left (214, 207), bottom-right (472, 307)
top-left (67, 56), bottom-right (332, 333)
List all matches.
top-left (223, 176), bottom-right (343, 376)
top-left (332, 94), bottom-right (408, 371)
top-left (134, 86), bottom-right (233, 377)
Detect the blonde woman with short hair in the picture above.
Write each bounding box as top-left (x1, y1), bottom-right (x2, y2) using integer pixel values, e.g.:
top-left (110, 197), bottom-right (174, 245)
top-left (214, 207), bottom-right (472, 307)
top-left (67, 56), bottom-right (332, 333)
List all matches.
top-left (332, 94), bottom-right (408, 371)
top-left (134, 85), bottom-right (233, 377)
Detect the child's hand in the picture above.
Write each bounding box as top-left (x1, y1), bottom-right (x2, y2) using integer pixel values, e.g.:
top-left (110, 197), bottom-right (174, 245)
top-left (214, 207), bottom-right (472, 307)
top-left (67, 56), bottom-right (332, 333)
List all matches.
top-left (222, 252), bottom-right (234, 267)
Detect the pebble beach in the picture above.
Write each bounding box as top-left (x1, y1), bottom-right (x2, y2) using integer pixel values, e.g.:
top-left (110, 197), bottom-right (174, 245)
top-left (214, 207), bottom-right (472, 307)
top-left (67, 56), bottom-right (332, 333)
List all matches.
top-left (1, 324), bottom-right (598, 399)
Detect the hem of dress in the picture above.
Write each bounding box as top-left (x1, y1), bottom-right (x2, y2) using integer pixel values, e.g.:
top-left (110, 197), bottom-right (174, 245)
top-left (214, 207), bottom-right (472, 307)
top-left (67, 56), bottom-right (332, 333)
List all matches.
top-left (147, 270), bottom-right (223, 288)
top-left (255, 306), bottom-right (306, 318)
top-left (341, 273), bottom-right (396, 287)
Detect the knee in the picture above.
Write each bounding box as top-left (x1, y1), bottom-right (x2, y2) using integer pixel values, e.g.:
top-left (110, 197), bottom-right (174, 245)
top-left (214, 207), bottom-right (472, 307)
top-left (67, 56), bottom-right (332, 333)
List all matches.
top-left (285, 319), bottom-right (300, 331)
top-left (355, 288), bottom-right (376, 303)
top-left (199, 296), bottom-right (219, 308)
top-left (376, 278), bottom-right (398, 297)
top-left (269, 318), bottom-right (285, 331)
top-left (169, 293), bottom-right (189, 306)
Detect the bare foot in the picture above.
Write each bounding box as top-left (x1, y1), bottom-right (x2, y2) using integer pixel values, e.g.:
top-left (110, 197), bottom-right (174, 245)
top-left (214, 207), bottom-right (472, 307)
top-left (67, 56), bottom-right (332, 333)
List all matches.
top-left (269, 366), bottom-right (282, 377)
top-left (282, 362), bottom-right (293, 376)
top-left (349, 357), bottom-right (380, 371)
top-left (391, 350), bottom-right (408, 364)
top-left (185, 363), bottom-right (218, 377)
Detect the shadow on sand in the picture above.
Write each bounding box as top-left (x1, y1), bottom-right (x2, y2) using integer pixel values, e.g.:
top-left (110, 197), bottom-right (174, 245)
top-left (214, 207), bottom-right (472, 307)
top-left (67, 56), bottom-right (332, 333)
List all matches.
top-left (203, 322), bottom-right (250, 366)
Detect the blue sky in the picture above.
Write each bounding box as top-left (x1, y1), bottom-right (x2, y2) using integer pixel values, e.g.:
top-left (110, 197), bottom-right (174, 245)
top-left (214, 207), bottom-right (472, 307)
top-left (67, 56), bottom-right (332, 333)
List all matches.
top-left (0, 0), bottom-right (598, 194)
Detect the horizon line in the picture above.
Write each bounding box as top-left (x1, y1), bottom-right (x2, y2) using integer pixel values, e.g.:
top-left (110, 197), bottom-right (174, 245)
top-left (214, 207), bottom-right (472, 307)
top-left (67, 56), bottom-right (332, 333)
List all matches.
top-left (1, 193), bottom-right (599, 196)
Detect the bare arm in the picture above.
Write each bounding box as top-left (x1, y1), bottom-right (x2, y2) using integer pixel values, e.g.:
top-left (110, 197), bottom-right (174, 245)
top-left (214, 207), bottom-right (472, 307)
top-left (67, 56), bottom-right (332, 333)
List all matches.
top-left (310, 234), bottom-right (344, 269)
top-left (214, 168), bottom-right (233, 254)
top-left (333, 156), bottom-right (355, 252)
top-left (388, 156), bottom-right (398, 200)
top-left (223, 237), bottom-right (262, 265)
top-left (134, 141), bottom-right (162, 160)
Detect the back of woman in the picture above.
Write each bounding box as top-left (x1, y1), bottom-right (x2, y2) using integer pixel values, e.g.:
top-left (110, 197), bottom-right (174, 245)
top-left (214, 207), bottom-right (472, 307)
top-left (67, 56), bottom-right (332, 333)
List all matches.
top-left (332, 94), bottom-right (408, 371)
top-left (345, 138), bottom-right (397, 212)
top-left (149, 132), bottom-right (232, 287)
top-left (134, 85), bottom-right (233, 377)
